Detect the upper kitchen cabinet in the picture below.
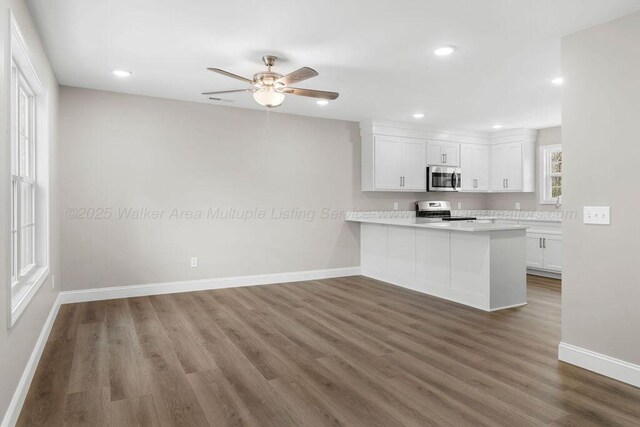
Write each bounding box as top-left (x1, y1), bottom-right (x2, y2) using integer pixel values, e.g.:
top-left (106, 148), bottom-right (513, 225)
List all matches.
top-left (489, 129), bottom-right (536, 192)
top-left (460, 144), bottom-right (489, 191)
top-left (360, 120), bottom-right (535, 193)
top-left (371, 135), bottom-right (427, 191)
top-left (427, 141), bottom-right (460, 166)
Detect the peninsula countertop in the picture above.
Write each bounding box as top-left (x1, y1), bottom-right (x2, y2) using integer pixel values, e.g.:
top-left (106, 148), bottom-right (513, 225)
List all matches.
top-left (346, 212), bottom-right (528, 232)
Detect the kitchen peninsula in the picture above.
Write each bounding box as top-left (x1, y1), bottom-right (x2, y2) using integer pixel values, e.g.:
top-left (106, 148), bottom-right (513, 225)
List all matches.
top-left (347, 211), bottom-right (529, 311)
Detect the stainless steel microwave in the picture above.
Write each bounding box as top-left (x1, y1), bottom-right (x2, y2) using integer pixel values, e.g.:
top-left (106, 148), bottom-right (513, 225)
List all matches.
top-left (427, 166), bottom-right (461, 192)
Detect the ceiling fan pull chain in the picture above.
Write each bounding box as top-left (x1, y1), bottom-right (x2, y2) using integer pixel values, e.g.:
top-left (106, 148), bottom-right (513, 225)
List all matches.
top-left (266, 108), bottom-right (271, 144)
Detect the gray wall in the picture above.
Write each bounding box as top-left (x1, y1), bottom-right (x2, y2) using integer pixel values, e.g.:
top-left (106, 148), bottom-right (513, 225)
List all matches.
top-left (562, 11), bottom-right (640, 364)
top-left (0, 0), bottom-right (59, 421)
top-left (485, 126), bottom-right (561, 211)
top-left (58, 87), bottom-right (487, 291)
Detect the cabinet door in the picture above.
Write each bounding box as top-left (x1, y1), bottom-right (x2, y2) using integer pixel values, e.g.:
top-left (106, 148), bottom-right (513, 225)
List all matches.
top-left (374, 136), bottom-right (402, 190)
top-left (460, 145), bottom-right (475, 190)
top-left (526, 235), bottom-right (545, 269)
top-left (491, 145), bottom-right (508, 191)
top-left (416, 228), bottom-right (450, 290)
top-left (506, 143), bottom-right (523, 191)
top-left (388, 226), bottom-right (416, 278)
top-left (543, 235), bottom-right (562, 272)
top-left (427, 142), bottom-right (444, 165)
top-left (401, 140), bottom-right (427, 191)
top-left (474, 146), bottom-right (490, 191)
top-left (443, 143), bottom-right (460, 166)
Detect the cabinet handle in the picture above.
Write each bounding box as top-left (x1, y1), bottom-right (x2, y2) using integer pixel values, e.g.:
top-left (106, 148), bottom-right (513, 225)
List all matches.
top-left (506, 178), bottom-right (509, 189)
top-left (441, 154), bottom-right (444, 164)
top-left (402, 176), bottom-right (405, 187)
top-left (543, 238), bottom-right (546, 249)
top-left (444, 154), bottom-right (448, 163)
top-left (539, 238), bottom-right (542, 248)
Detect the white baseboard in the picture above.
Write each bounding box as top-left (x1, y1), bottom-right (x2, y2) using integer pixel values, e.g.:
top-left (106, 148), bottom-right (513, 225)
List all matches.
top-left (527, 268), bottom-right (561, 280)
top-left (58, 266), bottom-right (361, 304)
top-left (559, 342), bottom-right (640, 388)
top-left (489, 302), bottom-right (527, 312)
top-left (1, 294), bottom-right (62, 427)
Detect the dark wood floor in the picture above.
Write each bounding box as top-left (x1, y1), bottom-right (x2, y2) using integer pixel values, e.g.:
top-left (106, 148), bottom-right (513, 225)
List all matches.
top-left (17, 275), bottom-right (640, 426)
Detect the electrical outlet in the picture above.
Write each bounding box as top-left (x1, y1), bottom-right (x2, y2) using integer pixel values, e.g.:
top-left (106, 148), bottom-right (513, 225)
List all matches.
top-left (457, 202), bottom-right (462, 209)
top-left (393, 202), bottom-right (398, 211)
top-left (190, 257), bottom-right (198, 268)
top-left (583, 207), bottom-right (610, 225)
top-left (515, 202), bottom-right (521, 211)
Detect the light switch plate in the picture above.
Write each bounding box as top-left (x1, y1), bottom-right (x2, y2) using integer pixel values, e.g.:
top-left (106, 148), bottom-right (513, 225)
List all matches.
top-left (583, 206), bottom-right (610, 225)
top-left (515, 202), bottom-right (521, 211)
top-left (190, 257), bottom-right (198, 268)
top-left (393, 202), bottom-right (398, 211)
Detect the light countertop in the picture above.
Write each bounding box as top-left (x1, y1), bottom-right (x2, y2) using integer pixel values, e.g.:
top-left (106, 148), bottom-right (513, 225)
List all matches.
top-left (346, 215), bottom-right (528, 233)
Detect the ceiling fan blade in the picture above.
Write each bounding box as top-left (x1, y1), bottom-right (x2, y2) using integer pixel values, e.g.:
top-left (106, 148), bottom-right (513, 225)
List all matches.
top-left (201, 89), bottom-right (256, 95)
top-left (276, 67), bottom-right (318, 86)
top-left (207, 68), bottom-right (254, 85)
top-left (281, 87), bottom-right (339, 100)
top-left (209, 97), bottom-right (234, 103)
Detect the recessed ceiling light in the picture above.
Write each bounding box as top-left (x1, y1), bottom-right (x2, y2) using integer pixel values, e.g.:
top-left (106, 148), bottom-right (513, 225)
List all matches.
top-left (112, 69), bottom-right (132, 77)
top-left (492, 124), bottom-right (503, 129)
top-left (413, 113), bottom-right (425, 118)
top-left (316, 100), bottom-right (329, 106)
top-left (434, 46), bottom-right (456, 56)
top-left (551, 77), bottom-right (564, 85)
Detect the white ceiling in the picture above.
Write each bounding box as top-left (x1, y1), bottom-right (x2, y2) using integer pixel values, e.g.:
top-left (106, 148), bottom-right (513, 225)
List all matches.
top-left (27, 0), bottom-right (640, 130)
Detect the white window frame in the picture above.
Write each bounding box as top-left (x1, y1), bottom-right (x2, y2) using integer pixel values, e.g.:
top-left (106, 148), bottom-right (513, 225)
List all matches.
top-left (6, 12), bottom-right (49, 327)
top-left (539, 144), bottom-right (562, 205)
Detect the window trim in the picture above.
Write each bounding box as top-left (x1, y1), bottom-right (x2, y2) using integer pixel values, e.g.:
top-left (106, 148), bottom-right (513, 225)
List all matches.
top-left (5, 11), bottom-right (50, 328)
top-left (539, 144), bottom-right (562, 205)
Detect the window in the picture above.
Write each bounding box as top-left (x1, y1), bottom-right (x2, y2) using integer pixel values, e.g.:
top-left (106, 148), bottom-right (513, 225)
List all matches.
top-left (540, 144), bottom-right (562, 204)
top-left (7, 14), bottom-right (49, 327)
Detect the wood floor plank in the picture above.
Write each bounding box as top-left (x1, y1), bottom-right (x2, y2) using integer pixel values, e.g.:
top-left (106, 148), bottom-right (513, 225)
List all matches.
top-left (16, 338), bottom-right (77, 426)
top-left (148, 294), bottom-right (218, 374)
top-left (187, 368), bottom-right (262, 427)
top-left (67, 322), bottom-right (109, 394)
top-left (109, 395), bottom-right (161, 426)
top-left (142, 351), bottom-right (209, 426)
top-left (63, 387), bottom-right (110, 426)
top-left (107, 325), bottom-right (150, 401)
top-left (18, 275), bottom-right (640, 426)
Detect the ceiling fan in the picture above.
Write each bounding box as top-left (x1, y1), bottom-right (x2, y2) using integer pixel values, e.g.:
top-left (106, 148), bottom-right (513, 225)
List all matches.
top-left (202, 55), bottom-right (339, 108)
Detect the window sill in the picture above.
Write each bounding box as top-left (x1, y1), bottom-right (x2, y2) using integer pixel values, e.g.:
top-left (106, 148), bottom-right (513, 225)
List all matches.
top-left (540, 200), bottom-right (562, 206)
top-left (10, 266), bottom-right (49, 328)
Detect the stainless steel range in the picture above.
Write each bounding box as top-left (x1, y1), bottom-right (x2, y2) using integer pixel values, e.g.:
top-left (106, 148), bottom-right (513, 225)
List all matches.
top-left (415, 201), bottom-right (477, 222)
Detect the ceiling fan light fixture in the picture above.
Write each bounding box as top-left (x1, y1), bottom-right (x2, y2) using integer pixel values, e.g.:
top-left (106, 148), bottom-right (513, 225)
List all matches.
top-left (253, 86), bottom-right (285, 108)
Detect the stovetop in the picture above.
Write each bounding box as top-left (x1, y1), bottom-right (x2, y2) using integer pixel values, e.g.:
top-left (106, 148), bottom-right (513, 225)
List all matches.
top-left (415, 201), bottom-right (476, 222)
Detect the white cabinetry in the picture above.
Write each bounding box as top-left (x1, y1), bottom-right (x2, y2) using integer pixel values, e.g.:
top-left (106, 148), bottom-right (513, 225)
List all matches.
top-left (360, 222), bottom-right (527, 311)
top-left (489, 129), bottom-right (535, 192)
top-left (371, 136), bottom-right (426, 191)
top-left (360, 121), bottom-right (535, 193)
top-left (491, 143), bottom-right (525, 191)
top-left (460, 144), bottom-right (489, 191)
top-left (526, 233), bottom-right (562, 273)
top-left (427, 141), bottom-right (459, 166)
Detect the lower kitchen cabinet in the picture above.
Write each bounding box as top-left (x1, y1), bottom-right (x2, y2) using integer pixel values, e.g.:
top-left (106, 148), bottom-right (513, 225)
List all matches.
top-left (526, 233), bottom-right (562, 273)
